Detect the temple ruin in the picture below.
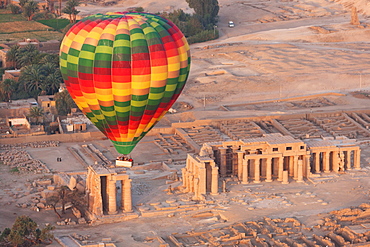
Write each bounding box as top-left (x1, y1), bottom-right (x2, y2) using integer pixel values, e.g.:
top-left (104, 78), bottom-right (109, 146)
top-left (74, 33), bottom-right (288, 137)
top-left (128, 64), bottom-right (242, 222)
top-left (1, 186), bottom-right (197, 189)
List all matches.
top-left (86, 164), bottom-right (132, 218)
top-left (183, 133), bottom-right (360, 196)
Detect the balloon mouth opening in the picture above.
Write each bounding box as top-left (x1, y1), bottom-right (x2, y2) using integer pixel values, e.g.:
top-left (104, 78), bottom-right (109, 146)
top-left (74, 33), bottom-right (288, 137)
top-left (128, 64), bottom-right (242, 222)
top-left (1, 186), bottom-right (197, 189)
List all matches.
top-left (112, 141), bottom-right (138, 155)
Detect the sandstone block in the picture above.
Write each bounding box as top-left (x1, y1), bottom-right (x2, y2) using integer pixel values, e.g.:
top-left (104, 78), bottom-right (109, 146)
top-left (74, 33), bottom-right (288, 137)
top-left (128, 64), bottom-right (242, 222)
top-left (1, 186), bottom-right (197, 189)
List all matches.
top-left (47, 185), bottom-right (55, 191)
top-left (41, 189), bottom-right (58, 199)
top-left (36, 180), bottom-right (51, 186)
top-left (78, 218), bottom-right (86, 224)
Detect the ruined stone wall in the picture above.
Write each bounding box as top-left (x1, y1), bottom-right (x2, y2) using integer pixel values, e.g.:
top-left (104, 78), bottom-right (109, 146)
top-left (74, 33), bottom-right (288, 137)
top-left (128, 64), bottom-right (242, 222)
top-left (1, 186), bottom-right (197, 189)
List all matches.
top-left (0, 131), bottom-right (105, 145)
top-left (0, 108), bottom-right (29, 118)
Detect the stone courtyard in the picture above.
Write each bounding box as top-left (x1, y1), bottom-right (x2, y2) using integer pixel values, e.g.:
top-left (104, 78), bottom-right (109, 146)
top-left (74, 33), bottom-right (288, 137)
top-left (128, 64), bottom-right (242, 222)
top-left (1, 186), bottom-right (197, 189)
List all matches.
top-left (2, 100), bottom-right (370, 246)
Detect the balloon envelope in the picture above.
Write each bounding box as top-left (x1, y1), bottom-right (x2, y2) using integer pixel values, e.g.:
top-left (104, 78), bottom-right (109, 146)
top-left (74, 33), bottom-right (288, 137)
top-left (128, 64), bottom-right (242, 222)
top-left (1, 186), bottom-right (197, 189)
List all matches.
top-left (60, 12), bottom-right (191, 154)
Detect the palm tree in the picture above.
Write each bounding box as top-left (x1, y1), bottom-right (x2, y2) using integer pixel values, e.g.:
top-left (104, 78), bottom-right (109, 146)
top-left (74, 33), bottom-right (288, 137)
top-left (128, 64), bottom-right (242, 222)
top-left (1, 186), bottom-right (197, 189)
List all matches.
top-left (44, 72), bottom-right (63, 95)
top-left (5, 45), bottom-right (20, 69)
top-left (46, 0), bottom-right (55, 13)
top-left (62, 0), bottom-right (79, 23)
top-left (22, 43), bottom-right (38, 53)
top-left (39, 62), bottom-right (62, 94)
top-left (58, 0), bottom-right (62, 16)
top-left (28, 107), bottom-right (44, 124)
top-left (41, 62), bottom-right (56, 75)
top-left (54, 90), bottom-right (76, 115)
top-left (18, 0), bottom-right (28, 8)
top-left (23, 0), bottom-right (39, 21)
top-left (15, 44), bottom-right (42, 67)
top-left (17, 50), bottom-right (41, 67)
top-left (0, 79), bottom-right (16, 102)
top-left (20, 64), bottom-right (45, 93)
top-left (41, 54), bottom-right (59, 67)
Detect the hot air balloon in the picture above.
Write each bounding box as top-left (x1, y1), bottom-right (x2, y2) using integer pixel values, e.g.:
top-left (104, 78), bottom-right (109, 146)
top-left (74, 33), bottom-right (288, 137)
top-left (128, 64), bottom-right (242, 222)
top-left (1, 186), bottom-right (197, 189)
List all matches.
top-left (60, 12), bottom-right (191, 155)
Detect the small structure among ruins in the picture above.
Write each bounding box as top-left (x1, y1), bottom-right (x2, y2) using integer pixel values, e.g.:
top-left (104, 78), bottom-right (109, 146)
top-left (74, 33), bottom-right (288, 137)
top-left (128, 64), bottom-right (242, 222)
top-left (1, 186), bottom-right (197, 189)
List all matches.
top-left (37, 95), bottom-right (56, 114)
top-left (86, 164), bottom-right (132, 218)
top-left (182, 155), bottom-right (219, 200)
top-left (182, 133), bottom-right (360, 195)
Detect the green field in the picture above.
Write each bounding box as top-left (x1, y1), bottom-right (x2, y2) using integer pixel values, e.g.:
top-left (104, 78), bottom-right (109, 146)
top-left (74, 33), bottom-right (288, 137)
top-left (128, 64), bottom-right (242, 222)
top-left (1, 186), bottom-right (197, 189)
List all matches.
top-left (0, 9), bottom-right (66, 42)
top-left (0, 9), bottom-right (27, 22)
top-left (0, 31), bottom-right (64, 42)
top-left (37, 18), bottom-right (70, 31)
top-left (0, 21), bottom-right (51, 33)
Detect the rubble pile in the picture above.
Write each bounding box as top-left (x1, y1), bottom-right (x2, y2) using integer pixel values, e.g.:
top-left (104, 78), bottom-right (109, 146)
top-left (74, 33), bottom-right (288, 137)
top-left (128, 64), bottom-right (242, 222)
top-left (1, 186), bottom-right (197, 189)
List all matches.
top-left (0, 141), bottom-right (60, 150)
top-left (56, 218), bottom-right (86, 226)
top-left (165, 204), bottom-right (370, 246)
top-left (0, 150), bottom-right (50, 173)
top-left (13, 178), bottom-right (88, 225)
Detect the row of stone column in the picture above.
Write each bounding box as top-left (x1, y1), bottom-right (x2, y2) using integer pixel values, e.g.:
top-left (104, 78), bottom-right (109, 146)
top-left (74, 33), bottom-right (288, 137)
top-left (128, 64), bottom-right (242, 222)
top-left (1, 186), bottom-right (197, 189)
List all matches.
top-left (238, 156), bottom-right (307, 184)
top-left (107, 178), bottom-right (132, 215)
top-left (311, 148), bottom-right (360, 174)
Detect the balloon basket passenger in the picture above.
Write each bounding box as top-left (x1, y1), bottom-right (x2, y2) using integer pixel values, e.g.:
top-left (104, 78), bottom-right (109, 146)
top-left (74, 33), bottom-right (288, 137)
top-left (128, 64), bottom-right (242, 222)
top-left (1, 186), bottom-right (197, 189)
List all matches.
top-left (116, 156), bottom-right (133, 168)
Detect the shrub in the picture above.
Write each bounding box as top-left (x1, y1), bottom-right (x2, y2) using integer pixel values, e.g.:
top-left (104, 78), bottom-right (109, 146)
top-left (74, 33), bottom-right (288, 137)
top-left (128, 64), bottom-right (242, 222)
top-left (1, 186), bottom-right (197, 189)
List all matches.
top-left (187, 29), bottom-right (218, 44)
top-left (7, 4), bottom-right (21, 14)
top-left (10, 167), bottom-right (19, 173)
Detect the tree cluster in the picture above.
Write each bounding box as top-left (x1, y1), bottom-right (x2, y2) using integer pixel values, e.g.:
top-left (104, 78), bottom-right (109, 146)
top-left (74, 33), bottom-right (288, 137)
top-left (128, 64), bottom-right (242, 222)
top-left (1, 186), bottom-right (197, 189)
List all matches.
top-left (62, 0), bottom-right (80, 23)
top-left (186, 0), bottom-right (219, 27)
top-left (46, 185), bottom-right (87, 219)
top-left (161, 0), bottom-right (219, 44)
top-left (0, 44), bottom-right (62, 101)
top-left (0, 215), bottom-right (54, 246)
top-left (54, 90), bottom-right (77, 116)
top-left (28, 106), bottom-right (44, 124)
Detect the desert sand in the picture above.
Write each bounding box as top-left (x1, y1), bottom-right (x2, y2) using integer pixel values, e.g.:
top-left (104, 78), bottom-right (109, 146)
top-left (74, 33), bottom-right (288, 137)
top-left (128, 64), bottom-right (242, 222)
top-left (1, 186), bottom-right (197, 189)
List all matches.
top-left (77, 0), bottom-right (370, 120)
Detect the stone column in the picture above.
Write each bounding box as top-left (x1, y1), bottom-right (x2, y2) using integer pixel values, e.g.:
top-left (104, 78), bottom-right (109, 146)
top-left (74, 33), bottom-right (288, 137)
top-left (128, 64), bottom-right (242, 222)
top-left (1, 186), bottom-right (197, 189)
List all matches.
top-left (272, 158), bottom-right (279, 177)
top-left (189, 175), bottom-right (194, 193)
top-left (354, 148), bottom-right (361, 170)
top-left (254, 159), bottom-right (261, 183)
top-left (211, 166), bottom-right (218, 195)
top-left (231, 147), bottom-right (239, 176)
top-left (219, 147), bottom-right (227, 177)
top-left (122, 179), bottom-right (132, 212)
top-left (304, 155), bottom-right (310, 177)
top-left (266, 158), bottom-right (272, 182)
top-left (323, 152), bottom-right (330, 173)
top-left (278, 157), bottom-right (284, 181)
top-left (282, 170), bottom-right (289, 184)
top-left (339, 151), bottom-right (345, 171)
top-left (185, 171), bottom-right (191, 192)
top-left (193, 178), bottom-right (200, 200)
top-left (345, 150), bottom-right (351, 170)
top-left (108, 178), bottom-right (117, 215)
top-left (237, 151), bottom-right (244, 180)
top-left (198, 167), bottom-right (206, 195)
top-left (242, 158), bottom-right (249, 184)
top-left (332, 151), bottom-right (339, 173)
top-left (315, 152), bottom-right (321, 173)
top-left (293, 155), bottom-right (299, 180)
top-left (182, 168), bottom-right (188, 190)
top-left (120, 180), bottom-right (125, 210)
top-left (289, 156), bottom-right (294, 177)
top-left (297, 160), bottom-right (304, 183)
